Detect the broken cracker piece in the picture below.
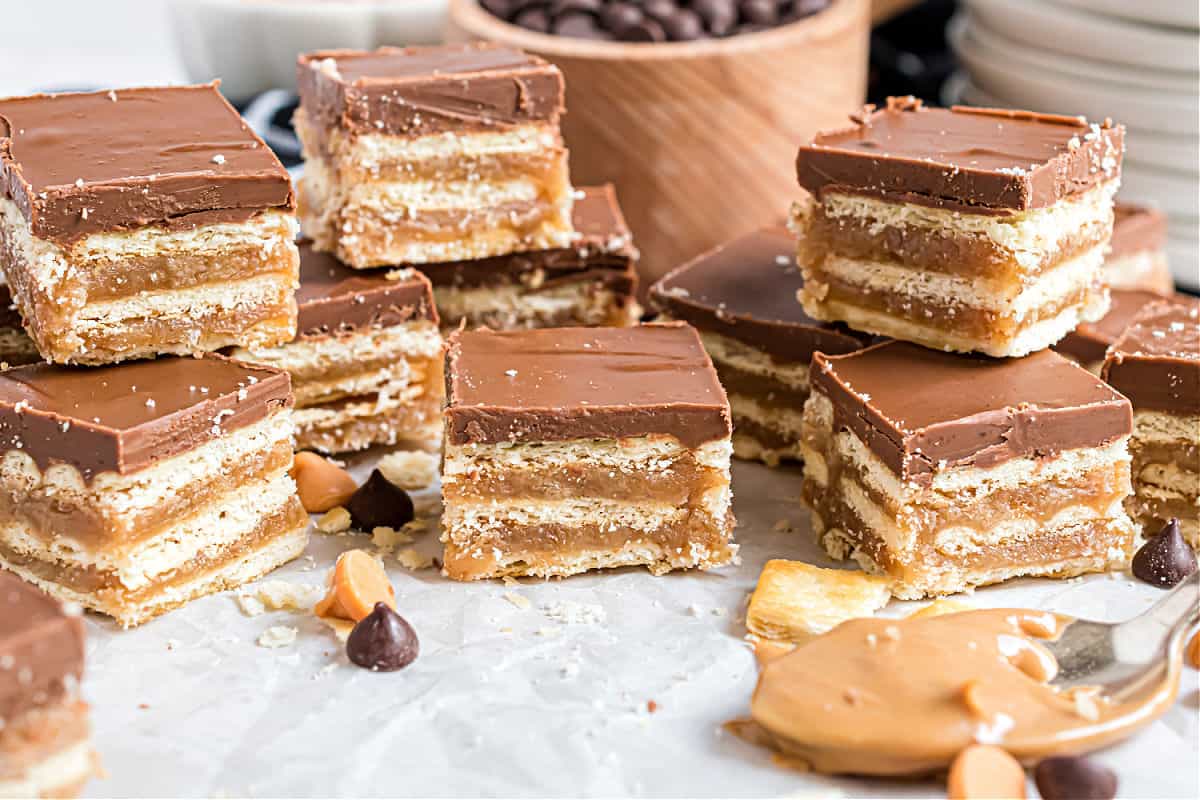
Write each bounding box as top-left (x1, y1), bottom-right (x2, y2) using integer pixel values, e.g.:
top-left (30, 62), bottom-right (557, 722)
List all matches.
top-left (503, 591), bottom-right (531, 610)
top-left (377, 450), bottom-right (439, 490)
top-left (257, 626), bottom-right (298, 648)
top-left (394, 547), bottom-right (434, 570)
top-left (746, 560), bottom-right (891, 643)
top-left (315, 506), bottom-right (352, 534)
top-left (372, 523), bottom-right (417, 551)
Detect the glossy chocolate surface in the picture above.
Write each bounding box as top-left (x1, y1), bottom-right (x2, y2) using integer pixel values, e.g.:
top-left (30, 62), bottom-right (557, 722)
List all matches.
top-left (296, 242), bottom-right (437, 337)
top-left (795, 97), bottom-right (1124, 211)
top-left (1110, 203), bottom-right (1167, 258)
top-left (0, 83), bottom-right (293, 246)
top-left (812, 341), bottom-right (1132, 484)
top-left (650, 226), bottom-right (868, 364)
top-left (0, 355), bottom-right (292, 480)
top-left (445, 323), bottom-right (730, 447)
top-left (0, 572), bottom-right (84, 722)
top-left (297, 43), bottom-right (564, 138)
top-left (1103, 298), bottom-right (1200, 416)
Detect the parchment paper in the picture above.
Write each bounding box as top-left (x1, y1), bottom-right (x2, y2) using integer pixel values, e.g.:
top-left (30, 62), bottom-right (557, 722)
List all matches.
top-left (82, 456), bottom-right (1199, 798)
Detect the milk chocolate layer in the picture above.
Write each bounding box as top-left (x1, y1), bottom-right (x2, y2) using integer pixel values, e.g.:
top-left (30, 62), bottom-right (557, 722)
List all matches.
top-left (649, 226), bottom-right (869, 364)
top-left (1111, 203), bottom-right (1167, 258)
top-left (296, 242), bottom-right (437, 337)
top-left (0, 83), bottom-right (294, 246)
top-left (1103, 299), bottom-right (1200, 416)
top-left (0, 355), bottom-right (292, 480)
top-left (1056, 288), bottom-right (1172, 365)
top-left (445, 323), bottom-right (730, 448)
top-left (297, 44), bottom-right (564, 139)
top-left (0, 572), bottom-right (84, 722)
top-left (418, 184), bottom-right (636, 289)
top-left (812, 341), bottom-right (1132, 484)
top-left (796, 96), bottom-right (1124, 211)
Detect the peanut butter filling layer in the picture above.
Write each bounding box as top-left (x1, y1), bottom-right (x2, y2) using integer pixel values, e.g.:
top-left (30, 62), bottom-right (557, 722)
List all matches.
top-left (0, 441), bottom-right (293, 550)
top-left (748, 609), bottom-right (1178, 776)
top-left (330, 149), bottom-right (568, 187)
top-left (0, 498), bottom-right (305, 602)
top-left (434, 283), bottom-right (637, 331)
top-left (295, 392), bottom-right (443, 453)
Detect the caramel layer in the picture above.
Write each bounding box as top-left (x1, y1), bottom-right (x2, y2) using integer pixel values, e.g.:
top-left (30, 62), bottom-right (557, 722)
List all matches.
top-left (0, 439), bottom-right (293, 550)
top-left (443, 458), bottom-right (724, 505)
top-left (295, 392), bottom-right (443, 453)
top-left (333, 148), bottom-right (568, 187)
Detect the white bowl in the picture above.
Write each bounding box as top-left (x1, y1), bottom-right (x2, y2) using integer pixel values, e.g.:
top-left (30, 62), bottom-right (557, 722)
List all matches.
top-left (1053, 0), bottom-right (1198, 32)
top-left (961, 0), bottom-right (1197, 74)
top-left (171, 0), bottom-right (448, 102)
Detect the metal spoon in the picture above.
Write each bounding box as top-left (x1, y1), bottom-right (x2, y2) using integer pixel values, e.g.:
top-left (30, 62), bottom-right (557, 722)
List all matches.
top-left (1047, 569), bottom-right (1199, 701)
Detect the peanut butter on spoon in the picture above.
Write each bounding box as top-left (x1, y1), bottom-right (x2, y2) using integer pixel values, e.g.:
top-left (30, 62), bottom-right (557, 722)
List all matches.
top-left (746, 609), bottom-right (1180, 777)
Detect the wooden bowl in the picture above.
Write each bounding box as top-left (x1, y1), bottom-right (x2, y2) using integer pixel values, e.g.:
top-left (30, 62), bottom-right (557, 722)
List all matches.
top-left (446, 0), bottom-right (870, 282)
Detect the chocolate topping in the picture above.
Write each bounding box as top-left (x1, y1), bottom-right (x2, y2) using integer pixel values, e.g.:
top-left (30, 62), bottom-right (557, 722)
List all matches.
top-left (649, 226), bottom-right (869, 364)
top-left (445, 322), bottom-right (730, 447)
top-left (1055, 288), bottom-right (1172, 365)
top-left (1110, 203), bottom-right (1167, 258)
top-left (417, 185), bottom-right (637, 289)
top-left (812, 341), bottom-right (1132, 484)
top-left (1102, 298), bottom-right (1200, 416)
top-left (297, 44), bottom-right (564, 139)
top-left (0, 83), bottom-right (294, 247)
top-left (795, 97), bottom-right (1124, 211)
top-left (0, 572), bottom-right (84, 722)
top-left (296, 242), bottom-right (437, 338)
top-left (0, 354), bottom-right (292, 481)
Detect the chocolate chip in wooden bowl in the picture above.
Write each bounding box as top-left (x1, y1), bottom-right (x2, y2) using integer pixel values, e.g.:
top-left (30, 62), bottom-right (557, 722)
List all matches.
top-left (346, 602), bottom-right (420, 672)
top-left (1131, 518), bottom-right (1197, 588)
top-left (1034, 755), bottom-right (1117, 800)
top-left (346, 469), bottom-right (415, 532)
top-left (692, 0), bottom-right (737, 35)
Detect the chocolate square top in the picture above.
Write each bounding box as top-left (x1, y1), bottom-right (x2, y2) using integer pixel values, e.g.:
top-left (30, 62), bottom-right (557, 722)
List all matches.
top-left (1110, 203), bottom-right (1167, 258)
top-left (296, 242), bottom-right (437, 337)
top-left (418, 184), bottom-right (636, 290)
top-left (0, 83), bottom-right (293, 247)
top-left (0, 572), bottom-right (84, 722)
top-left (1102, 299), bottom-right (1200, 415)
top-left (649, 227), bottom-right (869, 364)
top-left (1055, 288), bottom-right (1174, 365)
top-left (812, 341), bottom-right (1131, 484)
top-left (297, 43), bottom-right (564, 138)
top-left (0, 355), bottom-right (291, 481)
top-left (445, 323), bottom-right (730, 447)
top-left (795, 97), bottom-right (1124, 211)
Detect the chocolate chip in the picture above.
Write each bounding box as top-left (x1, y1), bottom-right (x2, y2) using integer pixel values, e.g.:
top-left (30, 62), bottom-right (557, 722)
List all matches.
top-left (554, 11), bottom-right (612, 38)
top-left (1034, 756), bottom-right (1117, 800)
top-left (792, 0), bottom-right (831, 15)
top-left (480, 0), bottom-right (516, 18)
top-left (740, 0), bottom-right (779, 25)
top-left (601, 1), bottom-right (643, 31)
top-left (346, 469), bottom-right (414, 532)
top-left (693, 0), bottom-right (737, 35)
top-left (642, 0), bottom-right (678, 22)
top-left (550, 0), bottom-right (602, 17)
top-left (513, 6), bottom-right (552, 31)
top-left (1132, 518), bottom-right (1197, 588)
top-left (346, 602), bottom-right (419, 672)
top-left (617, 18), bottom-right (667, 42)
top-left (663, 8), bottom-right (705, 40)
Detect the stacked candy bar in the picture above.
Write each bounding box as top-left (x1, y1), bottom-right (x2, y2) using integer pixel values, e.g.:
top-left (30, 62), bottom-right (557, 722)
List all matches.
top-left (788, 97), bottom-right (1139, 596)
top-left (0, 83), bottom-right (308, 625)
top-left (1105, 203), bottom-right (1173, 294)
top-left (295, 44), bottom-right (574, 269)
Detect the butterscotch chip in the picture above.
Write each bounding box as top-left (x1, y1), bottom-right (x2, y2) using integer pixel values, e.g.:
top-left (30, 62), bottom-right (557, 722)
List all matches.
top-left (1187, 630), bottom-right (1200, 670)
top-left (314, 549), bottom-right (395, 622)
top-left (947, 745), bottom-right (1027, 800)
top-left (746, 559), bottom-right (891, 642)
top-left (293, 451), bottom-right (358, 513)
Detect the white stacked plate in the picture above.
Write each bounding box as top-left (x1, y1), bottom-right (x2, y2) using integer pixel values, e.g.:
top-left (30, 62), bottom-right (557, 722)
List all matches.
top-left (948, 0), bottom-right (1199, 290)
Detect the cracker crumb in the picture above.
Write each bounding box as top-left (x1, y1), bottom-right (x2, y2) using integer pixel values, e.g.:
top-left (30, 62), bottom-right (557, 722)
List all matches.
top-left (257, 626), bottom-right (298, 648)
top-left (543, 601), bottom-right (607, 625)
top-left (211, 154), bottom-right (226, 165)
top-left (371, 524), bottom-right (415, 550)
top-left (395, 547), bottom-right (433, 570)
top-left (315, 506), bottom-right (352, 534)
top-left (377, 450), bottom-right (438, 490)
top-left (503, 591), bottom-right (531, 610)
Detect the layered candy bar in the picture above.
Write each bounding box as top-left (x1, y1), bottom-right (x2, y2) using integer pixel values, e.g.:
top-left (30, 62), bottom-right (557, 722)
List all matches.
top-left (801, 341), bottom-right (1136, 598)
top-left (0, 285), bottom-right (39, 368)
top-left (0, 84), bottom-right (299, 365)
top-left (1105, 203), bottom-right (1173, 294)
top-left (0, 356), bottom-right (308, 626)
top-left (0, 573), bottom-right (96, 797)
top-left (650, 226), bottom-right (868, 465)
top-left (423, 185), bottom-right (639, 330)
top-left (233, 241), bottom-right (443, 453)
top-left (1102, 299), bottom-right (1200, 548)
top-left (793, 97), bottom-right (1124, 357)
top-left (295, 44), bottom-right (573, 268)
top-left (441, 323), bottom-right (736, 580)
top-left (1055, 288), bottom-right (1174, 373)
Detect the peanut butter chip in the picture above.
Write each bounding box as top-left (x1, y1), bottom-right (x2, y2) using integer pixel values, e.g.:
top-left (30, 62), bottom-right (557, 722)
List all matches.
top-left (947, 745), bottom-right (1027, 800)
top-left (293, 451), bottom-right (358, 513)
top-left (314, 549), bottom-right (396, 623)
